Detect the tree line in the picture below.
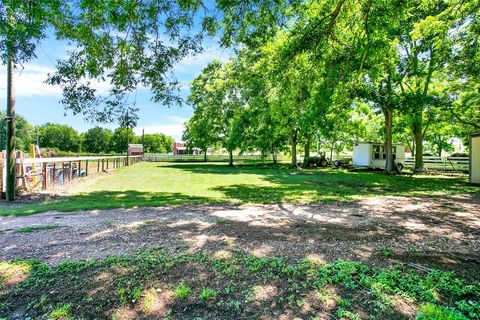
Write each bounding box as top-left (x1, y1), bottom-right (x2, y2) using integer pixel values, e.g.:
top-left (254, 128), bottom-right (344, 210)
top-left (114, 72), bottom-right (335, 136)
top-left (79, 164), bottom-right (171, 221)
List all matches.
top-left (0, 112), bottom-right (174, 155)
top-left (183, 0), bottom-right (479, 171)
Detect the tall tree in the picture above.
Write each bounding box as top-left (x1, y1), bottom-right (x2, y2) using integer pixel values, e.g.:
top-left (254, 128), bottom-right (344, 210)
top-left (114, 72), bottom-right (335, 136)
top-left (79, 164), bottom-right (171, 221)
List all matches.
top-left (352, 0), bottom-right (407, 173)
top-left (183, 115), bottom-right (216, 161)
top-left (0, 112), bottom-right (34, 152)
top-left (142, 133), bottom-right (174, 154)
top-left (82, 127), bottom-right (113, 154)
top-left (395, 1), bottom-right (453, 171)
top-left (445, 0), bottom-right (480, 133)
top-left (110, 127), bottom-right (136, 154)
top-left (188, 60), bottom-right (243, 166)
top-left (37, 123), bottom-right (80, 152)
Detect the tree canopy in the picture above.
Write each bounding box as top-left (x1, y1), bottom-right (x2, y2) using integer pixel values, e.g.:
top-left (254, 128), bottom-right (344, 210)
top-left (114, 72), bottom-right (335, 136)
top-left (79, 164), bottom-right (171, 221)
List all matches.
top-left (37, 123), bottom-right (81, 152)
top-left (183, 0), bottom-right (479, 173)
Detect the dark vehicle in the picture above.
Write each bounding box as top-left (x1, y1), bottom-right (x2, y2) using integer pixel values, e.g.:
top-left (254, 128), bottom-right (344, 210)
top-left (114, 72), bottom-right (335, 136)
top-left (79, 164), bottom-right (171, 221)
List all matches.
top-left (303, 154), bottom-right (330, 168)
top-left (448, 152), bottom-right (468, 158)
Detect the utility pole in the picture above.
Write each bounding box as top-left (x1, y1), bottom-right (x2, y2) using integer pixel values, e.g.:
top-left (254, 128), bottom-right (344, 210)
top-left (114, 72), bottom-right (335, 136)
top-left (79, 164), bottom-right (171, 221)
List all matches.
top-left (126, 110), bottom-right (130, 166)
top-left (5, 13), bottom-right (16, 201)
top-left (126, 128), bottom-right (130, 166)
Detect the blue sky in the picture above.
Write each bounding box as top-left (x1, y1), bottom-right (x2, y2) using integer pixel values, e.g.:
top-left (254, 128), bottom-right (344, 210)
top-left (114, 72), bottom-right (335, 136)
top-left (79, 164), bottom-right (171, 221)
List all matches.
top-left (0, 35), bottom-right (230, 141)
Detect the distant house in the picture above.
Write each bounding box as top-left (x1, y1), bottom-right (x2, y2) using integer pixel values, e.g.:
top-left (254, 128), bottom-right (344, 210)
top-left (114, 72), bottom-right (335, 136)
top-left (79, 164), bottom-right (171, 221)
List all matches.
top-left (173, 141), bottom-right (188, 155)
top-left (172, 141), bottom-right (213, 155)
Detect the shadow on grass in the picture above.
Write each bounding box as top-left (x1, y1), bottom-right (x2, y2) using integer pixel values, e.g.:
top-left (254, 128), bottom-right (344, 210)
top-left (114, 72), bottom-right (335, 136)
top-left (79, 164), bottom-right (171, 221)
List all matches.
top-left (0, 190), bottom-right (217, 217)
top-left (161, 163), bottom-right (479, 203)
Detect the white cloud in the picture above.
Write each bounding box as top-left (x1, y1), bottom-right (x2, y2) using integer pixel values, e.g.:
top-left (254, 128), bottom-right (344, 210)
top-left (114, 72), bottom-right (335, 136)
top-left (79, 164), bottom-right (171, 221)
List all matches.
top-left (135, 124), bottom-right (185, 139)
top-left (0, 63), bottom-right (113, 99)
top-left (0, 64), bottom-right (61, 99)
top-left (174, 45), bottom-right (231, 74)
top-left (162, 115), bottom-right (188, 124)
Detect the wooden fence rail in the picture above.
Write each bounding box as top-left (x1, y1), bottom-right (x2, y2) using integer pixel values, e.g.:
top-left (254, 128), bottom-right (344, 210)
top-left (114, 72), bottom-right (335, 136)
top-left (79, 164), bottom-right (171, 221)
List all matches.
top-left (404, 156), bottom-right (469, 172)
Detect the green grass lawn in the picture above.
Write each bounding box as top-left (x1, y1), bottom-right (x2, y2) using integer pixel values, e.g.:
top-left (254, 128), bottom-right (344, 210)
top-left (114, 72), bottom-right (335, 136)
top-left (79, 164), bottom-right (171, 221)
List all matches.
top-left (1, 162), bottom-right (478, 216)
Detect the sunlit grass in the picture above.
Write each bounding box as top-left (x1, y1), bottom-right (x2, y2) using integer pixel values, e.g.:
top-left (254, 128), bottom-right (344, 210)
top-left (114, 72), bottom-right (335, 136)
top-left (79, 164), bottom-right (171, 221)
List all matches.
top-left (1, 162), bottom-right (477, 216)
top-left (0, 261), bottom-right (32, 288)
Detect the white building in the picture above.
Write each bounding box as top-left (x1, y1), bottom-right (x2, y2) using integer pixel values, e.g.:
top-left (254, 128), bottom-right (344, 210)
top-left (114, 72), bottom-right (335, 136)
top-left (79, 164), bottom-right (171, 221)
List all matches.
top-left (470, 134), bottom-right (480, 185)
top-left (352, 142), bottom-right (405, 170)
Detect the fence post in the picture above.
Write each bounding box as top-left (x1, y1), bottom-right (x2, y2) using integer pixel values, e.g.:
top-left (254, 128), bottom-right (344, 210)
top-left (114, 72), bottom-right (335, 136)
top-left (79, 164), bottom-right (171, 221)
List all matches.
top-left (86, 160), bottom-right (89, 176)
top-left (52, 163), bottom-right (56, 187)
top-left (97, 160), bottom-right (100, 173)
top-left (43, 162), bottom-right (47, 190)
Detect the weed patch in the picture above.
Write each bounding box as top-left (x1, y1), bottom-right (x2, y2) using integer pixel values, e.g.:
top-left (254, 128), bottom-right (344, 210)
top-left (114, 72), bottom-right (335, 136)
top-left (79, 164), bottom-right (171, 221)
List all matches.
top-left (0, 247), bottom-right (477, 319)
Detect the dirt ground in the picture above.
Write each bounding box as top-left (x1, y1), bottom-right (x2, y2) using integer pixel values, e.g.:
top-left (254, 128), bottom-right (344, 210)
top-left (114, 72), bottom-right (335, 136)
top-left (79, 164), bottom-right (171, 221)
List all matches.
top-left (1, 194), bottom-right (479, 281)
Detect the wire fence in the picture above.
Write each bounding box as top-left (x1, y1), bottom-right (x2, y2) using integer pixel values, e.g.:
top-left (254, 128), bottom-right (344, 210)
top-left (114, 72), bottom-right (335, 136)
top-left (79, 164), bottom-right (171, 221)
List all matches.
top-left (1, 155), bottom-right (143, 192)
top-left (144, 154), bottom-right (278, 162)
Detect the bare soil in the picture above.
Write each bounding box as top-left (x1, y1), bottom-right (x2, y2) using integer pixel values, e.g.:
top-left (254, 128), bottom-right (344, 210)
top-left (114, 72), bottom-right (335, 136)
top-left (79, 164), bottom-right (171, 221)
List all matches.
top-left (1, 194), bottom-right (479, 281)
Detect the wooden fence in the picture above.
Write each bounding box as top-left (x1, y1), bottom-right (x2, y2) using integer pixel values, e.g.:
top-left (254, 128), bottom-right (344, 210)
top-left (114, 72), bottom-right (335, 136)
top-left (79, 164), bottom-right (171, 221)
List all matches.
top-left (0, 155), bottom-right (143, 192)
top-left (404, 156), bottom-right (469, 172)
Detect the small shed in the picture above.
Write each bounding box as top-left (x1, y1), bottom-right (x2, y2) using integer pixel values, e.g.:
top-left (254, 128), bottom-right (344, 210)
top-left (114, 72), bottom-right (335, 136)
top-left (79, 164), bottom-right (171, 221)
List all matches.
top-left (470, 134), bottom-right (480, 185)
top-left (128, 144), bottom-right (144, 156)
top-left (352, 142), bottom-right (405, 169)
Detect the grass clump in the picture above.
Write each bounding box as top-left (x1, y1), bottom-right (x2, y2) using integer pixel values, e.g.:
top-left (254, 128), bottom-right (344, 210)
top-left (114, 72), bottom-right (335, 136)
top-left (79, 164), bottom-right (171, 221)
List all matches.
top-left (49, 303), bottom-right (72, 320)
top-left (199, 288), bottom-right (217, 301)
top-left (174, 283), bottom-right (191, 299)
top-left (416, 303), bottom-right (468, 320)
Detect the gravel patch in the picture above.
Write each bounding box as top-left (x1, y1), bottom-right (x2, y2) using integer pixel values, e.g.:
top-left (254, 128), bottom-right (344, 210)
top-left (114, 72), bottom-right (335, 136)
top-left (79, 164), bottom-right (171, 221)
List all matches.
top-left (1, 194), bottom-right (479, 279)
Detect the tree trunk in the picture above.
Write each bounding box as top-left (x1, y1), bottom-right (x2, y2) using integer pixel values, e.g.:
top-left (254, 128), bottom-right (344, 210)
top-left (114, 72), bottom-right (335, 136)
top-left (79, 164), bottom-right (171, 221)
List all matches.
top-left (203, 148), bottom-right (207, 162)
top-left (290, 130), bottom-right (298, 169)
top-left (272, 152), bottom-right (277, 164)
top-left (413, 117), bottom-right (423, 172)
top-left (411, 139), bottom-right (415, 157)
top-left (383, 107), bottom-right (394, 174)
top-left (304, 135), bottom-right (311, 159)
top-left (6, 54), bottom-right (16, 201)
top-left (228, 150), bottom-right (233, 167)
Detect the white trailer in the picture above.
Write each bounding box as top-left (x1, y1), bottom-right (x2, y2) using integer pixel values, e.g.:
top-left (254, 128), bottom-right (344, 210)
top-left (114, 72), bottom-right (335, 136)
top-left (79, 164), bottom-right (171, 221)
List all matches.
top-left (470, 134), bottom-right (480, 185)
top-left (352, 142), bottom-right (405, 171)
